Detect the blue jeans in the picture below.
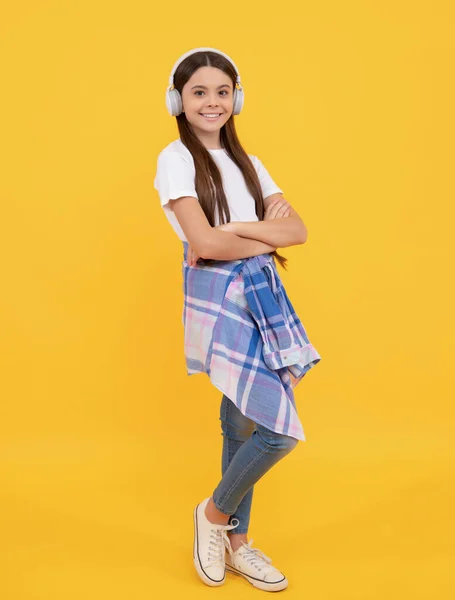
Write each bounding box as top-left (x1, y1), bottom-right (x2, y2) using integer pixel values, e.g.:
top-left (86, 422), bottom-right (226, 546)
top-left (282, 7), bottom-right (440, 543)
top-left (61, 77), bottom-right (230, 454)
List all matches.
top-left (211, 394), bottom-right (299, 535)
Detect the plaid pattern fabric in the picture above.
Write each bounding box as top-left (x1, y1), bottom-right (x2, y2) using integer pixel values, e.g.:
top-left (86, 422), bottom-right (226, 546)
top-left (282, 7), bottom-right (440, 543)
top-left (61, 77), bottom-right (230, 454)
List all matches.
top-left (181, 241), bottom-right (321, 441)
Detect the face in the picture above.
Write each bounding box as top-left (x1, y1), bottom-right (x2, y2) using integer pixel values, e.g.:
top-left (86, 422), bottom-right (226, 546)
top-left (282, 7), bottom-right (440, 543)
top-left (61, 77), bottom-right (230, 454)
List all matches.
top-left (181, 66), bottom-right (234, 145)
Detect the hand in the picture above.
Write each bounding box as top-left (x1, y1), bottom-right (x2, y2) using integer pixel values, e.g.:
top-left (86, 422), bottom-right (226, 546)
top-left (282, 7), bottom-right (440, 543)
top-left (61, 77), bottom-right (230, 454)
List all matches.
top-left (264, 197), bottom-right (292, 220)
top-left (187, 244), bottom-right (201, 267)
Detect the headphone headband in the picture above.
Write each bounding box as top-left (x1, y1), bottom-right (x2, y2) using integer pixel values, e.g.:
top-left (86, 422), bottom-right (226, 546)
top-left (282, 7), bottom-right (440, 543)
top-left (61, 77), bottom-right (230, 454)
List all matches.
top-left (168, 47), bottom-right (242, 86)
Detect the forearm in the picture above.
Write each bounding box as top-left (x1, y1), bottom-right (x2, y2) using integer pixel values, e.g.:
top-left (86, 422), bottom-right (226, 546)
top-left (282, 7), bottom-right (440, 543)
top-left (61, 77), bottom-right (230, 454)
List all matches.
top-left (202, 230), bottom-right (277, 261)
top-left (230, 218), bottom-right (307, 248)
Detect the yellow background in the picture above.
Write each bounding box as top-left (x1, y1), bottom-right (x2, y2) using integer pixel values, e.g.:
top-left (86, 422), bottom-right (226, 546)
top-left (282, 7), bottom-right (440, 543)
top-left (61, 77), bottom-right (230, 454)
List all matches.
top-left (1, 1), bottom-right (454, 598)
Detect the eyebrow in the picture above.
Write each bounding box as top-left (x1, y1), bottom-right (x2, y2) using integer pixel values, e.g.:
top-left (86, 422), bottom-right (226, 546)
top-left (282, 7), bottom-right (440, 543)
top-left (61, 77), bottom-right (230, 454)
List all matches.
top-left (190, 84), bottom-right (231, 90)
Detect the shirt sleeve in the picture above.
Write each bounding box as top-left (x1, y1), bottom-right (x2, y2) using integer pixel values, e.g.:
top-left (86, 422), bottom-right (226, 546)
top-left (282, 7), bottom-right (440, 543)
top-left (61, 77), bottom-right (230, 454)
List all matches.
top-left (252, 156), bottom-right (284, 199)
top-left (153, 151), bottom-right (198, 212)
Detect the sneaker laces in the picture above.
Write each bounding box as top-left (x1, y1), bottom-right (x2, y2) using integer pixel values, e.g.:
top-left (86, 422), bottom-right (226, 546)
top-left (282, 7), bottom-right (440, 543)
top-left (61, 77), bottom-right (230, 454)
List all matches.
top-left (207, 519), bottom-right (239, 568)
top-left (238, 539), bottom-right (273, 571)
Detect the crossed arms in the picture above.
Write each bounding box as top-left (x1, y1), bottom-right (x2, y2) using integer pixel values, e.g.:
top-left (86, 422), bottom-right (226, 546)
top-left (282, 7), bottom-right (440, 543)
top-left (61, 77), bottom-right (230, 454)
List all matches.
top-left (169, 193), bottom-right (307, 263)
top-left (219, 193), bottom-right (307, 248)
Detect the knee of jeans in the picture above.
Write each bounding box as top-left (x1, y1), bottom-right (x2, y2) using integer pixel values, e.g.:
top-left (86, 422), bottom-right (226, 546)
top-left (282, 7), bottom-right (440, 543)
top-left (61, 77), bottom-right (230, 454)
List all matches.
top-left (256, 428), bottom-right (299, 453)
top-left (221, 420), bottom-right (255, 443)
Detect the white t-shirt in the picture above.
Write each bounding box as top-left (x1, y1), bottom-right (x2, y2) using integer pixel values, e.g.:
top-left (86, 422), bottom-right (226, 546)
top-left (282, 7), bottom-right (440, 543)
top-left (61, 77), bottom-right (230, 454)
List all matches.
top-left (153, 138), bottom-right (284, 241)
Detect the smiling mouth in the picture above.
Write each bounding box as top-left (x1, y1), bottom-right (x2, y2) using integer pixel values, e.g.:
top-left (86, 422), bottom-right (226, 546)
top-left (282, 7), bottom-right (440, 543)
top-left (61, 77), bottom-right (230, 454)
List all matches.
top-left (199, 113), bottom-right (223, 119)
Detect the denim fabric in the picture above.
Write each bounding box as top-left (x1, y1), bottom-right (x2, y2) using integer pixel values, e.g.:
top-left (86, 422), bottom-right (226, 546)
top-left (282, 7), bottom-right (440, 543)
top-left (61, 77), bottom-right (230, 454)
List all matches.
top-left (211, 394), bottom-right (299, 534)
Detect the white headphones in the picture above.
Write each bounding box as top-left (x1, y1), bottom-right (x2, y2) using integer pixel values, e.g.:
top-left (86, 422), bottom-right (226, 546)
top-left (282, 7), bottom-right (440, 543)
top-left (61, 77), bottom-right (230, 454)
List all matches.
top-left (165, 47), bottom-right (244, 117)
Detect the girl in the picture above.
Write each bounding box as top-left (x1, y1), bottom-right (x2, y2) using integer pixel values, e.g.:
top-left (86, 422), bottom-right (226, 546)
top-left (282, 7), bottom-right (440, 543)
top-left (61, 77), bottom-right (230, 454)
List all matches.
top-left (154, 47), bottom-right (321, 592)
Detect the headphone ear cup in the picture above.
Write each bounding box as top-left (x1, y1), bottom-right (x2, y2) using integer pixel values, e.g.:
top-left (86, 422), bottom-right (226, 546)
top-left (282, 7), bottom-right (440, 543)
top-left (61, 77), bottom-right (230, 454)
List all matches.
top-left (166, 88), bottom-right (183, 116)
top-left (232, 87), bottom-right (244, 115)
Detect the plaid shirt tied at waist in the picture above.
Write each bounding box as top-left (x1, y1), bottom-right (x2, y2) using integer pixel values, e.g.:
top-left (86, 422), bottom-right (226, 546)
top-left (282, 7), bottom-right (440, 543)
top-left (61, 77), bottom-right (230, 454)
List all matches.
top-left (180, 241), bottom-right (321, 441)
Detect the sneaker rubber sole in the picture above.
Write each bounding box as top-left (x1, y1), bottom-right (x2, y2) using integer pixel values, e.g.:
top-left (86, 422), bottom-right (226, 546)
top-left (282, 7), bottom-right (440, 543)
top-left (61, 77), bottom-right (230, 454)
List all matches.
top-left (225, 562), bottom-right (289, 592)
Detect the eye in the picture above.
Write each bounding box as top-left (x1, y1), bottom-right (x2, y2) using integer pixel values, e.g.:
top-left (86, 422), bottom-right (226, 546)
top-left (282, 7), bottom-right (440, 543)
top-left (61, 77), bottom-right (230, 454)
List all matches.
top-left (194, 90), bottom-right (230, 96)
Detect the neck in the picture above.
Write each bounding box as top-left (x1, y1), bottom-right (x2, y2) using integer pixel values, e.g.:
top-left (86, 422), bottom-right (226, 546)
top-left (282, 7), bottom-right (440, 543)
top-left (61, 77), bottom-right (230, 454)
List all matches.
top-left (193, 128), bottom-right (222, 150)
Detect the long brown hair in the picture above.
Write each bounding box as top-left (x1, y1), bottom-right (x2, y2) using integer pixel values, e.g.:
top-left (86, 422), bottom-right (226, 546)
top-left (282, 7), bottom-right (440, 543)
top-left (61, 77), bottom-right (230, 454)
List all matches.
top-left (173, 50), bottom-right (288, 271)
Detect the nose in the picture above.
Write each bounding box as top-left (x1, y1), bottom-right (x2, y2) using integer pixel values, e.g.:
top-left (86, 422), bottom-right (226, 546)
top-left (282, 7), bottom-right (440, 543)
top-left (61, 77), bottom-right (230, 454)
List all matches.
top-left (206, 94), bottom-right (220, 107)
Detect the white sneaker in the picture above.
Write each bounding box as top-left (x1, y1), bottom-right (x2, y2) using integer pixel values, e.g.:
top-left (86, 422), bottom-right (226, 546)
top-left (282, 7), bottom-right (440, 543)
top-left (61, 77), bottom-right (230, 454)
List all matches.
top-left (193, 497), bottom-right (240, 586)
top-left (225, 538), bottom-right (289, 591)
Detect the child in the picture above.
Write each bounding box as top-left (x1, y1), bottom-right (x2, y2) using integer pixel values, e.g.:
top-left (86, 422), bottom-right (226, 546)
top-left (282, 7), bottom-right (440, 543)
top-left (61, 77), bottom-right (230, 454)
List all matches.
top-left (154, 47), bottom-right (321, 592)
